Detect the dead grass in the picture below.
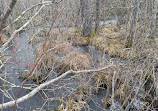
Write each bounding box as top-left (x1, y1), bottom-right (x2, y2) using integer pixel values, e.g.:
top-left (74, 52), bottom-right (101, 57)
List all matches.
top-left (94, 64), bottom-right (120, 106)
top-left (90, 37), bottom-right (124, 57)
top-left (99, 23), bottom-right (120, 38)
top-left (53, 41), bottom-right (72, 56)
top-left (72, 37), bottom-right (90, 46)
top-left (32, 15), bottom-right (42, 26)
top-left (94, 64), bottom-right (119, 90)
top-left (90, 22), bottom-right (154, 59)
top-left (19, 26), bottom-right (74, 83)
top-left (66, 28), bottom-right (82, 40)
top-left (62, 23), bottom-right (127, 58)
top-left (0, 34), bottom-right (9, 45)
top-left (90, 23), bottom-right (126, 58)
top-left (57, 98), bottom-right (88, 111)
top-left (34, 36), bottom-right (72, 56)
top-left (65, 28), bottom-right (92, 46)
top-left (58, 51), bottom-right (91, 74)
top-left (20, 54), bottom-right (57, 83)
top-left (90, 37), bottom-right (108, 51)
top-left (22, 36), bottom-right (72, 83)
top-left (62, 23), bottom-right (134, 58)
top-left (33, 54), bottom-right (57, 81)
top-left (0, 53), bottom-right (5, 63)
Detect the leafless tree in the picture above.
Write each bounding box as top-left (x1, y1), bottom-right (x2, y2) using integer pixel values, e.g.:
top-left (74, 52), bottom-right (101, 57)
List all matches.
top-left (149, 0), bottom-right (157, 39)
top-left (80, 0), bottom-right (92, 36)
top-left (0, 0), bottom-right (17, 32)
top-left (0, 0), bottom-right (158, 110)
top-left (95, 0), bottom-right (100, 33)
top-left (125, 0), bottom-right (138, 48)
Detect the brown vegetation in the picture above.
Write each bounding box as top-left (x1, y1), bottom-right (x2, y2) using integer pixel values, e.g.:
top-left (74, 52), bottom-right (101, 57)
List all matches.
top-left (57, 98), bottom-right (88, 111)
top-left (94, 64), bottom-right (120, 106)
top-left (0, 0), bottom-right (158, 110)
top-left (0, 53), bottom-right (5, 62)
top-left (72, 37), bottom-right (90, 46)
top-left (90, 23), bottom-right (125, 57)
top-left (58, 51), bottom-right (91, 74)
top-left (21, 36), bottom-right (73, 82)
top-left (0, 34), bottom-right (9, 45)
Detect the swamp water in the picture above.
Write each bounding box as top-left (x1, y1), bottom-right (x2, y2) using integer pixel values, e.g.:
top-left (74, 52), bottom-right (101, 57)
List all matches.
top-left (0, 32), bottom-right (124, 111)
top-left (0, 20), bottom-right (149, 111)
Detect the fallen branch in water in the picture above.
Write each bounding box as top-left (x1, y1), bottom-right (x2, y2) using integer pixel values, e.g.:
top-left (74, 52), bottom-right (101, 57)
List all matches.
top-left (0, 64), bottom-right (115, 109)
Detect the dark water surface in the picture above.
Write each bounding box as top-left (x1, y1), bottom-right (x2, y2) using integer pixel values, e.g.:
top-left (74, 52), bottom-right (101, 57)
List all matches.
top-left (0, 19), bottom-right (146, 111)
top-left (0, 31), bottom-right (116, 111)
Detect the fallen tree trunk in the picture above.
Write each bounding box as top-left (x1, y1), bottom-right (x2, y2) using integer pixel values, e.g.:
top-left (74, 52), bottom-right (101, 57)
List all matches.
top-left (0, 64), bottom-right (115, 109)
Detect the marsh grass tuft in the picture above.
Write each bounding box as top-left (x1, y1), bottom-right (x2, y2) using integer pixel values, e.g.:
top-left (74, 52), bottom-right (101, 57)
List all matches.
top-left (58, 51), bottom-right (91, 74)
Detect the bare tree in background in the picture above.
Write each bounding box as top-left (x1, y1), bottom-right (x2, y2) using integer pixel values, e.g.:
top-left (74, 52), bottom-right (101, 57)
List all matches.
top-left (149, 0), bottom-right (157, 39)
top-left (80, 0), bottom-right (92, 37)
top-left (125, 0), bottom-right (138, 48)
top-left (0, 0), bottom-right (17, 32)
top-left (0, 9), bottom-right (1, 19)
top-left (0, 0), bottom-right (158, 110)
top-left (116, 0), bottom-right (128, 28)
top-left (95, 0), bottom-right (100, 33)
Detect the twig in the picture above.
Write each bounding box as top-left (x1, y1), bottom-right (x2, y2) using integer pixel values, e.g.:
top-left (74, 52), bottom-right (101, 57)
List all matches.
top-left (0, 64), bottom-right (115, 109)
top-left (0, 4), bottom-right (45, 52)
top-left (111, 71), bottom-right (116, 111)
top-left (4, 1), bottom-right (53, 30)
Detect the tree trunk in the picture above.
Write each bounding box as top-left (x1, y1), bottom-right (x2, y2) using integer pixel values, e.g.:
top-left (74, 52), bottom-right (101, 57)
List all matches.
top-left (125, 0), bottom-right (138, 48)
top-left (149, 0), bottom-right (157, 39)
top-left (0, 0), bottom-right (17, 32)
top-left (80, 0), bottom-right (92, 37)
top-left (117, 0), bottom-right (127, 28)
top-left (95, 0), bottom-right (100, 33)
top-left (0, 9), bottom-right (1, 19)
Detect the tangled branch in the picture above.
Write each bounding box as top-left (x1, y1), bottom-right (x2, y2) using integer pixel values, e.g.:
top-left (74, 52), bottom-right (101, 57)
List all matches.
top-left (0, 64), bottom-right (115, 109)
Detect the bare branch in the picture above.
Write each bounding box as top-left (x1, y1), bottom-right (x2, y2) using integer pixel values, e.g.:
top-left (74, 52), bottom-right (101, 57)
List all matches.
top-left (4, 1), bottom-right (53, 30)
top-left (0, 64), bottom-right (115, 109)
top-left (0, 4), bottom-right (45, 52)
top-left (0, 0), bottom-right (17, 31)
